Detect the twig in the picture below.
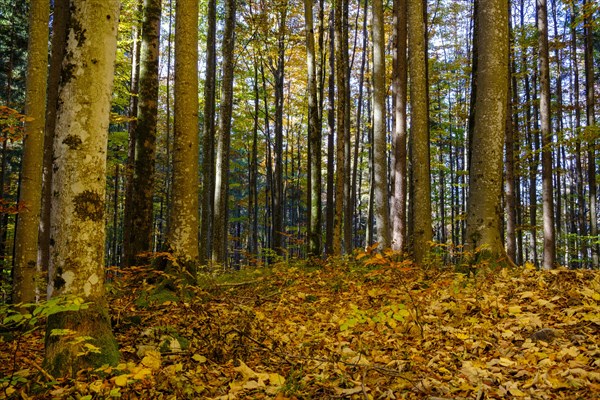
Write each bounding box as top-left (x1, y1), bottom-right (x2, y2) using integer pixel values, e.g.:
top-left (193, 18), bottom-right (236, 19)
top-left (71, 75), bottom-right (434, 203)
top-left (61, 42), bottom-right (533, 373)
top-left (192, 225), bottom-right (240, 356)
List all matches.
top-left (24, 357), bottom-right (54, 382)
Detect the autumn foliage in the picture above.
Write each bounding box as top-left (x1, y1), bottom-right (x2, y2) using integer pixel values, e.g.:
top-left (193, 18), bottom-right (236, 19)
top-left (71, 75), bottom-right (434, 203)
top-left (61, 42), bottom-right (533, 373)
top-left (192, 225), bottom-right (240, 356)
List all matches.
top-left (1, 256), bottom-right (600, 399)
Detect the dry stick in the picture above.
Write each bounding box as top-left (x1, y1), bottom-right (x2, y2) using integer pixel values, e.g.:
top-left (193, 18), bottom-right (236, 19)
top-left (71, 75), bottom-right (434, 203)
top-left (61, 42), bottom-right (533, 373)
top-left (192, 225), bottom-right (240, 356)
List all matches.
top-left (24, 357), bottom-right (54, 382)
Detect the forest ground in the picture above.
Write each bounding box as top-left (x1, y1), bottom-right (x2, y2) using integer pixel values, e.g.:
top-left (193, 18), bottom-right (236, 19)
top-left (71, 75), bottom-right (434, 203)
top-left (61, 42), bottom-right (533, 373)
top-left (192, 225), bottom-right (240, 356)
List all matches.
top-left (1, 252), bottom-right (599, 399)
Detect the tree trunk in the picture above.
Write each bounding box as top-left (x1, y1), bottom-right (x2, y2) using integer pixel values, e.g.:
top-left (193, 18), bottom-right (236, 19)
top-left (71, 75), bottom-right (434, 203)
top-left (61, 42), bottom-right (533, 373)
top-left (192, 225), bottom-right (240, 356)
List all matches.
top-left (505, 5), bottom-right (518, 264)
top-left (408, 0), bottom-right (432, 264)
top-left (333, 0), bottom-right (347, 255)
top-left (305, 0), bottom-right (322, 257)
top-left (465, 0), bottom-right (509, 259)
top-left (212, 0), bottom-right (237, 265)
top-left (13, 0), bottom-right (49, 303)
top-left (44, 0), bottom-right (120, 376)
top-left (537, 0), bottom-right (556, 269)
top-left (129, 0), bottom-right (161, 265)
top-left (325, 8), bottom-right (335, 255)
top-left (372, 0), bottom-right (390, 248)
top-left (199, 0), bottom-right (217, 266)
top-left (167, 0), bottom-right (200, 271)
top-left (583, 0), bottom-right (598, 268)
top-left (39, 0), bottom-right (68, 278)
top-left (392, 0), bottom-right (407, 252)
top-left (123, 0), bottom-right (142, 267)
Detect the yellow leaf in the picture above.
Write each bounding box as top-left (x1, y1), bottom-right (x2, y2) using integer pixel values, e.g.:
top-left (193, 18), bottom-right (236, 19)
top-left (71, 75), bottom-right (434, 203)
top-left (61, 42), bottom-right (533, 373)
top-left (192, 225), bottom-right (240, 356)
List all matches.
top-left (141, 350), bottom-right (161, 371)
top-left (508, 386), bottom-right (526, 397)
top-left (455, 332), bottom-right (469, 340)
top-left (508, 305), bottom-right (522, 314)
top-left (502, 330), bottom-right (514, 339)
top-left (268, 373), bottom-right (286, 386)
top-left (114, 374), bottom-right (129, 387)
top-left (499, 357), bottom-right (515, 367)
top-left (235, 360), bottom-right (257, 381)
top-left (89, 380), bottom-right (103, 393)
top-left (192, 354), bottom-right (207, 363)
top-left (133, 368), bottom-right (152, 380)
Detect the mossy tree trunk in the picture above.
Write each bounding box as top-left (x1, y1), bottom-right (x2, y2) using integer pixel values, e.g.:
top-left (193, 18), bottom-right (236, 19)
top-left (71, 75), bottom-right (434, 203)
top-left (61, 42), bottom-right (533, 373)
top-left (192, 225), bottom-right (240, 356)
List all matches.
top-left (44, 0), bottom-right (120, 377)
top-left (304, 0), bottom-right (322, 257)
top-left (167, 0), bottom-right (200, 271)
top-left (128, 0), bottom-right (161, 266)
top-left (465, 0), bottom-right (509, 260)
top-left (39, 0), bottom-right (68, 285)
top-left (392, 0), bottom-right (407, 252)
top-left (13, 0), bottom-right (49, 303)
top-left (408, 0), bottom-right (433, 264)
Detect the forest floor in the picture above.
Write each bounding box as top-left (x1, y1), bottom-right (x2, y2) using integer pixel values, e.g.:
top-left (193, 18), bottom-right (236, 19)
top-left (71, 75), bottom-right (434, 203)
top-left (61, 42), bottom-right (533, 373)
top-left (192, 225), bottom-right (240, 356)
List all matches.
top-left (1, 251), bottom-right (600, 399)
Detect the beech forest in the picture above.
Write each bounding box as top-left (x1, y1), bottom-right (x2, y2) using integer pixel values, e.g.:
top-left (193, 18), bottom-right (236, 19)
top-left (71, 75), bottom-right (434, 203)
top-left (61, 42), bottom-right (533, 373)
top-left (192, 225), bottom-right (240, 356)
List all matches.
top-left (0, 0), bottom-right (599, 398)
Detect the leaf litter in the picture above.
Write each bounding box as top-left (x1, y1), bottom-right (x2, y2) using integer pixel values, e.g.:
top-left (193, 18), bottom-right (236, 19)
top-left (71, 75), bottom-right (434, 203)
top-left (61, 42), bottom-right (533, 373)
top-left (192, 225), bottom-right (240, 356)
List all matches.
top-left (1, 254), bottom-right (599, 399)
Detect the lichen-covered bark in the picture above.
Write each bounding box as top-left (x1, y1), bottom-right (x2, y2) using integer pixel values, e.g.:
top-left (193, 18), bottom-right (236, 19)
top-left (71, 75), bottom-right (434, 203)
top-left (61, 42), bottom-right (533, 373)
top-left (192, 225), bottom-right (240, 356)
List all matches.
top-left (392, 0), bottom-right (407, 252)
top-left (537, 0), bottom-right (555, 269)
top-left (408, 0), bottom-right (432, 264)
top-left (13, 0), bottom-right (49, 303)
top-left (199, 0), bottom-right (217, 265)
top-left (465, 0), bottom-right (509, 258)
top-left (212, 0), bottom-right (236, 265)
top-left (372, 0), bottom-right (390, 248)
top-left (44, 0), bottom-right (120, 376)
top-left (129, 0), bottom-right (162, 265)
top-left (332, 0), bottom-right (346, 255)
top-left (305, 0), bottom-right (322, 256)
top-left (168, 0), bottom-right (199, 269)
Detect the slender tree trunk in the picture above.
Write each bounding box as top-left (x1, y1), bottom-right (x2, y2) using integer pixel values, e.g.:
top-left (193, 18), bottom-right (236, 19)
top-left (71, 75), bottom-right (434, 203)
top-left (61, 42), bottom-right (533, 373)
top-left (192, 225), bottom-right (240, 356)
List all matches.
top-left (408, 0), bottom-right (432, 264)
top-left (123, 0), bottom-right (142, 267)
top-left (333, 0), bottom-right (347, 255)
top-left (352, 0), bottom-right (368, 249)
top-left (305, 0), bottom-right (322, 256)
top-left (506, 5), bottom-right (518, 264)
top-left (325, 8), bottom-right (335, 254)
top-left (129, 0), bottom-right (161, 265)
top-left (199, 0), bottom-right (216, 266)
top-left (392, 0), bottom-right (407, 252)
top-left (583, 0), bottom-right (598, 268)
top-left (372, 0), bottom-right (390, 248)
top-left (249, 62), bottom-right (259, 258)
top-left (537, 0), bottom-right (556, 269)
top-left (168, 0), bottom-right (200, 272)
top-left (212, 0), bottom-right (237, 265)
top-left (39, 0), bottom-right (68, 278)
top-left (13, 0), bottom-right (49, 304)
top-left (44, 0), bottom-right (120, 376)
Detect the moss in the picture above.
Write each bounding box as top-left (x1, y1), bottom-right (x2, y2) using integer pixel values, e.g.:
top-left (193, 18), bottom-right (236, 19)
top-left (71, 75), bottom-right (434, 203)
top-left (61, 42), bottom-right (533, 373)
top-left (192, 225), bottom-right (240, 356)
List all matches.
top-left (43, 301), bottom-right (119, 378)
top-left (135, 287), bottom-right (179, 309)
top-left (62, 134), bottom-right (83, 150)
top-left (73, 190), bottom-right (104, 222)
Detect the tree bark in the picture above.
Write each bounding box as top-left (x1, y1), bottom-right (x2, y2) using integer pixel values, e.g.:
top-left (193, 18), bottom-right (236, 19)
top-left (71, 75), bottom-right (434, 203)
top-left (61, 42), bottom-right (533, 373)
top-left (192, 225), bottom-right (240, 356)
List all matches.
top-left (372, 0), bottom-right (390, 248)
top-left (392, 0), bottom-right (407, 252)
top-left (583, 0), bottom-right (598, 268)
top-left (212, 0), bottom-right (237, 265)
top-left (199, 0), bottom-right (217, 266)
top-left (13, 0), bottom-right (49, 303)
top-left (333, 0), bottom-right (347, 255)
top-left (39, 0), bottom-right (68, 278)
top-left (129, 0), bottom-right (162, 265)
top-left (168, 0), bottom-right (200, 271)
top-left (305, 0), bottom-right (322, 257)
top-left (536, 0), bottom-right (556, 269)
top-left (465, 0), bottom-right (509, 259)
top-left (44, 0), bottom-right (120, 376)
top-left (408, 0), bottom-right (432, 264)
